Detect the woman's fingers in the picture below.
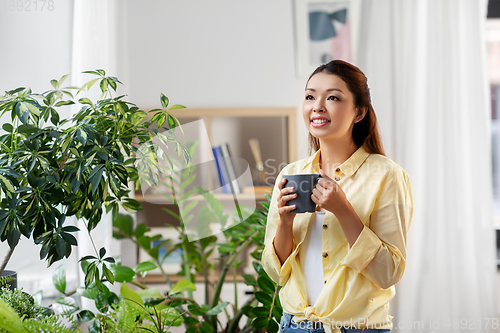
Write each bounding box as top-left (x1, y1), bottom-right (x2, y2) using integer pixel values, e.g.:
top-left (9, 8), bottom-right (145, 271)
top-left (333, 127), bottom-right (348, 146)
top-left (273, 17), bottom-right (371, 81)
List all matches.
top-left (278, 186), bottom-right (296, 207)
top-left (279, 204), bottom-right (297, 213)
top-left (280, 193), bottom-right (297, 205)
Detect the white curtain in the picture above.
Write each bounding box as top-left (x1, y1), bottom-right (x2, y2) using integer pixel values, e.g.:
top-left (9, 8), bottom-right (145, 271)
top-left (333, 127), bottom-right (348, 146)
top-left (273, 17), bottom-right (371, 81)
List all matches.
top-left (353, 0), bottom-right (497, 332)
top-left (71, 0), bottom-right (133, 305)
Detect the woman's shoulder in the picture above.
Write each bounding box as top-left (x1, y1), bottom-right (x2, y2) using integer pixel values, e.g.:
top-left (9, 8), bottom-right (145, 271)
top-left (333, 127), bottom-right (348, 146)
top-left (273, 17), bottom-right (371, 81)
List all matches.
top-left (364, 153), bottom-right (409, 178)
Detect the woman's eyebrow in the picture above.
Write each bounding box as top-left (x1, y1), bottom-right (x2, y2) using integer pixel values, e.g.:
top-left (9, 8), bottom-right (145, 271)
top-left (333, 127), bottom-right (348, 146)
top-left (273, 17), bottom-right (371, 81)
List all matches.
top-left (305, 88), bottom-right (344, 94)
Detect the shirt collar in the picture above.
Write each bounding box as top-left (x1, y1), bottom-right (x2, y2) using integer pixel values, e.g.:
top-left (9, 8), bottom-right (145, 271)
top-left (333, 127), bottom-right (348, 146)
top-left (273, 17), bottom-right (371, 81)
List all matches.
top-left (302, 145), bottom-right (371, 177)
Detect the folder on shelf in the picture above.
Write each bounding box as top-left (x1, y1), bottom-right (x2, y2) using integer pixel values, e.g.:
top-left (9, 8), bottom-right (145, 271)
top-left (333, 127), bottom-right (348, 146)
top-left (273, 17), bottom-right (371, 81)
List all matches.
top-left (220, 143), bottom-right (242, 194)
top-left (212, 146), bottom-right (232, 193)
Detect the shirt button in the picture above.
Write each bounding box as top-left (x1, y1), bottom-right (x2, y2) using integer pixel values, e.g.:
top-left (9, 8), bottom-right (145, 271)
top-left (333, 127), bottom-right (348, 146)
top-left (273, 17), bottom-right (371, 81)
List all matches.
top-left (322, 224), bottom-right (327, 229)
top-left (335, 168), bottom-right (341, 173)
top-left (324, 280), bottom-right (327, 284)
top-left (334, 176), bottom-right (340, 181)
top-left (322, 252), bottom-right (328, 258)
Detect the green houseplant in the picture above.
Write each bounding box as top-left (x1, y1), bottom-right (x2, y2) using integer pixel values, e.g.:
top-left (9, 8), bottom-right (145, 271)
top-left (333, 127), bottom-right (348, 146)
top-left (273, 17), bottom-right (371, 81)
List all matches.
top-left (0, 70), bottom-right (191, 285)
top-left (112, 145), bottom-right (283, 333)
top-left (0, 70), bottom-right (284, 333)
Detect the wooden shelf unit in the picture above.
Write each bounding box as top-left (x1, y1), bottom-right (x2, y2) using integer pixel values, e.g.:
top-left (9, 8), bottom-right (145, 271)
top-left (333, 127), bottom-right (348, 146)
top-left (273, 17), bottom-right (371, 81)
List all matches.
top-left (135, 107), bottom-right (296, 287)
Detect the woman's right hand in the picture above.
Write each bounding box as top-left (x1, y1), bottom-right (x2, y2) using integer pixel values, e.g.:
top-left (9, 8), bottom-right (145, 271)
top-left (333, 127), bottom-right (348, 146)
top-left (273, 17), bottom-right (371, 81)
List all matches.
top-left (277, 178), bottom-right (297, 225)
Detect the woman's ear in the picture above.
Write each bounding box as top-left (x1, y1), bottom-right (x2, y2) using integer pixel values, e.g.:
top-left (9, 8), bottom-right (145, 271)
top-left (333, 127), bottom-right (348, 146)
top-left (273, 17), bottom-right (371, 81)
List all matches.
top-left (354, 107), bottom-right (368, 123)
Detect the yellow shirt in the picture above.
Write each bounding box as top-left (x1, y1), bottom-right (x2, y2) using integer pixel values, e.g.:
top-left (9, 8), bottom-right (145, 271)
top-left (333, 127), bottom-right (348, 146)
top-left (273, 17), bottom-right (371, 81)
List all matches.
top-left (261, 145), bottom-right (413, 333)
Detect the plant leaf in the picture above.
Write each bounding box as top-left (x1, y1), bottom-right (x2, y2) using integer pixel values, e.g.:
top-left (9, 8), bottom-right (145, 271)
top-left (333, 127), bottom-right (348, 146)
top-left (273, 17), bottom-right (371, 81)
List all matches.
top-left (59, 74), bottom-right (70, 86)
top-left (120, 283), bottom-right (144, 306)
top-left (109, 265), bottom-right (136, 283)
top-left (136, 288), bottom-right (164, 300)
top-left (53, 264), bottom-right (66, 294)
top-left (0, 175), bottom-right (16, 198)
top-left (76, 128), bottom-right (88, 146)
top-left (170, 280), bottom-right (196, 294)
top-left (133, 261), bottom-right (157, 274)
top-left (103, 265), bottom-right (114, 284)
top-left (56, 235), bottom-right (66, 258)
top-left (167, 114), bottom-right (176, 129)
top-left (205, 301), bottom-right (230, 315)
top-left (77, 309), bottom-right (95, 322)
top-left (99, 79), bottom-right (108, 94)
top-left (160, 93), bottom-right (169, 109)
top-left (53, 296), bottom-right (80, 314)
top-left (15, 102), bottom-right (29, 125)
top-left (99, 247), bottom-right (106, 259)
top-left (257, 275), bottom-right (275, 294)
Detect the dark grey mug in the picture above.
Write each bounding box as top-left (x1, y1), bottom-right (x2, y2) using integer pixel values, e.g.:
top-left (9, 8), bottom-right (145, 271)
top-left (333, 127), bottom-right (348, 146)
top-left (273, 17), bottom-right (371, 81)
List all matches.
top-left (283, 174), bottom-right (321, 213)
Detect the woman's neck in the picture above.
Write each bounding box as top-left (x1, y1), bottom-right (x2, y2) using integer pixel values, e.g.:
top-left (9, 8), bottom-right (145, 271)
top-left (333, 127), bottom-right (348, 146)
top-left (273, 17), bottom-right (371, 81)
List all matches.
top-left (319, 139), bottom-right (359, 175)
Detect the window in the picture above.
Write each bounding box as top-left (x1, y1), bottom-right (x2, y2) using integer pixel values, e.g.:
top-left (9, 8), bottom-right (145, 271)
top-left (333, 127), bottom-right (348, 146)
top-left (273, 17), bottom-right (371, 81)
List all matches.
top-left (486, 18), bottom-right (500, 265)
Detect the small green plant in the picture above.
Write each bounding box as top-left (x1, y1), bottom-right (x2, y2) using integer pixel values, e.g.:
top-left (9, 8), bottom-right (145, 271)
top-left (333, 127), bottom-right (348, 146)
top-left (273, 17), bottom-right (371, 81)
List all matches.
top-left (0, 275), bottom-right (16, 289)
top-left (0, 296), bottom-right (80, 333)
top-left (0, 287), bottom-right (43, 320)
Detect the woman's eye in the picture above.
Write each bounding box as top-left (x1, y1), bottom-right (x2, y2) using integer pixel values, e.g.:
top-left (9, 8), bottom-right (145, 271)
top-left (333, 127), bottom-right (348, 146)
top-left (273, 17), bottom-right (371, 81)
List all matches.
top-left (305, 95), bottom-right (314, 100)
top-left (328, 96), bottom-right (339, 101)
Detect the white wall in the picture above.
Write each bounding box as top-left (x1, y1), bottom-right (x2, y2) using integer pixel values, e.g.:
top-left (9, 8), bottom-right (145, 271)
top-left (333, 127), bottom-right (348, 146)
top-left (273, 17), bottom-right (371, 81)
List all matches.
top-left (124, 0), bottom-right (302, 108)
top-left (123, 0), bottom-right (312, 159)
top-left (0, 2), bottom-right (73, 93)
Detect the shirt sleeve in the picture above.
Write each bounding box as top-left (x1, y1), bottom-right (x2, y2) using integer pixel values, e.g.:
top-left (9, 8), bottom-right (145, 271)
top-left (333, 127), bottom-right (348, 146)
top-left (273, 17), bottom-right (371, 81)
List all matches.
top-left (342, 170), bottom-right (414, 289)
top-left (261, 166), bottom-right (297, 286)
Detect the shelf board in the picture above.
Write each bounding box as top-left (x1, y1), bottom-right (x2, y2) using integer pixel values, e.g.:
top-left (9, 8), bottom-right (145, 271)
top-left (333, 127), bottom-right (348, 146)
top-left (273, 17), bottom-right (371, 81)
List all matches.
top-left (140, 272), bottom-right (257, 284)
top-left (135, 191), bottom-right (271, 203)
top-left (165, 107), bottom-right (295, 118)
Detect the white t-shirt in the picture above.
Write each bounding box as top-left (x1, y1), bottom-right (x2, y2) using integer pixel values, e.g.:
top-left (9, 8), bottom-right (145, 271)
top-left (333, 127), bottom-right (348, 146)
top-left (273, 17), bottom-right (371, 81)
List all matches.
top-left (299, 209), bottom-right (326, 305)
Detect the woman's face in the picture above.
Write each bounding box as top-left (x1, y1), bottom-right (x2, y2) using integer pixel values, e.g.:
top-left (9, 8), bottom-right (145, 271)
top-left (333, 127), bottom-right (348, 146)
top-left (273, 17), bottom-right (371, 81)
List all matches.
top-left (302, 72), bottom-right (362, 143)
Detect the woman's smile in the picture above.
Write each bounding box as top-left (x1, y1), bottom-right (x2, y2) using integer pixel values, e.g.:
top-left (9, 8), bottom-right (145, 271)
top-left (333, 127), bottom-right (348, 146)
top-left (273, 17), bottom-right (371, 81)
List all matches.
top-left (310, 116), bottom-right (331, 127)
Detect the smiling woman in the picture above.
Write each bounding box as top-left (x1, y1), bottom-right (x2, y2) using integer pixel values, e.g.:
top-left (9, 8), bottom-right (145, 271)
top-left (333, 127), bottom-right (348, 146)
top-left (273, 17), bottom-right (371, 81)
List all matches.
top-left (262, 60), bottom-right (413, 333)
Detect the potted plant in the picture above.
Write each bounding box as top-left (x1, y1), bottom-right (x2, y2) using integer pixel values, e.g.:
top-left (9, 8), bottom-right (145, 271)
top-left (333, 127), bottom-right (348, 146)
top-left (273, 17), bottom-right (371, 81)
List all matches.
top-left (0, 270), bottom-right (17, 290)
top-left (0, 70), bottom-right (190, 289)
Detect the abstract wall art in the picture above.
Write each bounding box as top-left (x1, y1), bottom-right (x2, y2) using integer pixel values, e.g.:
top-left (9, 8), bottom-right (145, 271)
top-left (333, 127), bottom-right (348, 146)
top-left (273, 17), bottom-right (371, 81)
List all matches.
top-left (294, 0), bottom-right (352, 77)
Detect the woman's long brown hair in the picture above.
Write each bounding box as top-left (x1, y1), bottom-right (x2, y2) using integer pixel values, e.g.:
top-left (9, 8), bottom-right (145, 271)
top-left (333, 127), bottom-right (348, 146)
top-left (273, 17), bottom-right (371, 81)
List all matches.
top-left (306, 60), bottom-right (386, 156)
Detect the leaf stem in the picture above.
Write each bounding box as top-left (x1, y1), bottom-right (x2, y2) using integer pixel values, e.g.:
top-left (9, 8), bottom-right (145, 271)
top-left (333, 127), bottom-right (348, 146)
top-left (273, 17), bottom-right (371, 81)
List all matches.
top-left (268, 283), bottom-right (279, 322)
top-left (0, 245), bottom-right (16, 276)
top-left (83, 220), bottom-right (100, 258)
top-left (233, 262), bottom-right (238, 311)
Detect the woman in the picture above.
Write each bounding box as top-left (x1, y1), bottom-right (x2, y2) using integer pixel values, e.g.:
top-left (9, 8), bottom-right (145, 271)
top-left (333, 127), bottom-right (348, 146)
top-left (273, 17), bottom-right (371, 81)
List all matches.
top-left (262, 60), bottom-right (413, 333)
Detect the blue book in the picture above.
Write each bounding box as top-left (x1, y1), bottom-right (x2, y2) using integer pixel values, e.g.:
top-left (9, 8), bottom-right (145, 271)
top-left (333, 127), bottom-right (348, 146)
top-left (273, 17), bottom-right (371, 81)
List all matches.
top-left (212, 146), bottom-right (232, 193)
top-left (221, 143), bottom-right (241, 194)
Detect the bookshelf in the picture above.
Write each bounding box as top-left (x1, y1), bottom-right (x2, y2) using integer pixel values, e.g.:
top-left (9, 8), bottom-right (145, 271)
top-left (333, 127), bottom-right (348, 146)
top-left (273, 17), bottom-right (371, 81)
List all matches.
top-left (133, 107), bottom-right (297, 285)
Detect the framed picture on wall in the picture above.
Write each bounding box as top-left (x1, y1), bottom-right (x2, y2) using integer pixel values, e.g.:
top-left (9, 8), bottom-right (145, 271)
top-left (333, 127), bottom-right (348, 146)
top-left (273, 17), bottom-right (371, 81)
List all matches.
top-left (293, 0), bottom-right (352, 77)
top-left (138, 227), bottom-right (183, 275)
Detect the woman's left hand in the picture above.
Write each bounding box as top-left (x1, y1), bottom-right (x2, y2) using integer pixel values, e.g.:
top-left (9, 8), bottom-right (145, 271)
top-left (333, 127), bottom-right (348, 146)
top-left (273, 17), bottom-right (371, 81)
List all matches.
top-left (311, 169), bottom-right (351, 215)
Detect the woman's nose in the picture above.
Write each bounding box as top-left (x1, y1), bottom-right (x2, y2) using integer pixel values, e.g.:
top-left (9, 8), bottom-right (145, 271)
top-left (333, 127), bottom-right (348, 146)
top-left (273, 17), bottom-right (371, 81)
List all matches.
top-left (313, 100), bottom-right (325, 112)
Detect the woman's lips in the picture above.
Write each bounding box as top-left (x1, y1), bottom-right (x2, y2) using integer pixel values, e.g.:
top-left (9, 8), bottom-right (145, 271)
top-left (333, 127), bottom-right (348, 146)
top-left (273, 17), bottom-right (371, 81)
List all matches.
top-left (310, 119), bottom-right (330, 127)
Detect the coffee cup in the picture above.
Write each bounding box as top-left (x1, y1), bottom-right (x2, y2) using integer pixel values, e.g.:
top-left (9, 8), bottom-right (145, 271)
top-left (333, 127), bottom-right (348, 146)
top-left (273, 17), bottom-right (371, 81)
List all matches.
top-left (283, 174), bottom-right (321, 213)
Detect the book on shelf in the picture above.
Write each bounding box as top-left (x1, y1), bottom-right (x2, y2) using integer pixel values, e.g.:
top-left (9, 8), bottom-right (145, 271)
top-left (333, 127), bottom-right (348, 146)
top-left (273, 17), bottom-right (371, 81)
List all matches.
top-left (220, 143), bottom-right (242, 194)
top-left (212, 146), bottom-right (232, 193)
